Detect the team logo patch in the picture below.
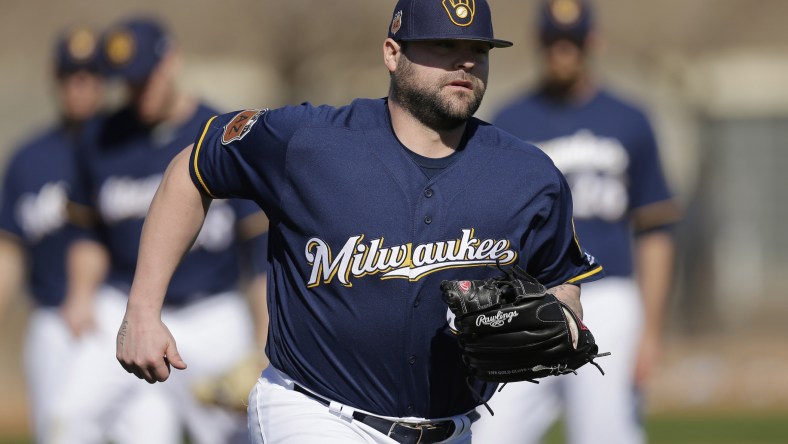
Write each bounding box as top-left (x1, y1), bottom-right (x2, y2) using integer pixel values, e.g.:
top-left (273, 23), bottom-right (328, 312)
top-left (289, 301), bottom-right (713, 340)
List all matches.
top-left (550, 0), bottom-right (581, 26)
top-left (458, 280), bottom-right (472, 293)
top-left (67, 27), bottom-right (97, 61)
top-left (221, 109), bottom-right (265, 145)
top-left (390, 10), bottom-right (403, 35)
top-left (442, 0), bottom-right (475, 27)
top-left (105, 28), bottom-right (135, 66)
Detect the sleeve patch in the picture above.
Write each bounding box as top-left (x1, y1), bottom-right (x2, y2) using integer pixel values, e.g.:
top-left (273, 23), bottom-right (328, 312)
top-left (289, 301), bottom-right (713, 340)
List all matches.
top-left (221, 109), bottom-right (266, 145)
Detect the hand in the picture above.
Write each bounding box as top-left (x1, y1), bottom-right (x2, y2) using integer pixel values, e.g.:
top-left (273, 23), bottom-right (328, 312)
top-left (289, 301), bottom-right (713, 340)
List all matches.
top-left (60, 294), bottom-right (96, 337)
top-left (116, 307), bottom-right (187, 384)
top-left (551, 283), bottom-right (583, 320)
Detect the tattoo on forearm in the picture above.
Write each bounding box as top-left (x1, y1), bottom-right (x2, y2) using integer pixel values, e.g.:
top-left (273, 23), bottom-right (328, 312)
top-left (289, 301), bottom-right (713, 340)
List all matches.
top-left (550, 284), bottom-right (569, 295)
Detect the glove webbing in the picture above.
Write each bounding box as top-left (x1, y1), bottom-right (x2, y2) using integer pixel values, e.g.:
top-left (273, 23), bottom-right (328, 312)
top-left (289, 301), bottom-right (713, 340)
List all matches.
top-left (465, 377), bottom-right (495, 417)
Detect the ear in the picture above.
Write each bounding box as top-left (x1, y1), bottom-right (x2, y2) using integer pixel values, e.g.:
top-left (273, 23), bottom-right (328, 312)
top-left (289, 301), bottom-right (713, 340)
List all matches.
top-left (150, 46), bottom-right (182, 81)
top-left (383, 38), bottom-right (401, 73)
top-left (164, 46), bottom-right (183, 74)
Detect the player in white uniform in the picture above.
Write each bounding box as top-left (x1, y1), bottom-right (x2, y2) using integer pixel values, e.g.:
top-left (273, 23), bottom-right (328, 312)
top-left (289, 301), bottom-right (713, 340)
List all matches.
top-left (472, 1), bottom-right (681, 443)
top-left (115, 2), bottom-right (606, 444)
top-left (0, 25), bottom-right (180, 443)
top-left (50, 17), bottom-right (268, 444)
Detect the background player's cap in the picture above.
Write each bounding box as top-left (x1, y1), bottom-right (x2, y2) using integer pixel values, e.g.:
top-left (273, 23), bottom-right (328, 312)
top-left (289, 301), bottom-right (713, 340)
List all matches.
top-left (54, 26), bottom-right (101, 78)
top-left (100, 17), bottom-right (171, 83)
top-left (388, 0), bottom-right (513, 48)
top-left (538, 0), bottom-right (594, 47)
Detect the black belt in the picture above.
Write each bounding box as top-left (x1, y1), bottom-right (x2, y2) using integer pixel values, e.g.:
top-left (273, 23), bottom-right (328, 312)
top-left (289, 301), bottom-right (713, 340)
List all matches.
top-left (293, 384), bottom-right (461, 444)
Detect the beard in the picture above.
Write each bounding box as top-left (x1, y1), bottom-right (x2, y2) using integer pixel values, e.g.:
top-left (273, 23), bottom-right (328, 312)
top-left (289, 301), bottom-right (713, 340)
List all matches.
top-left (390, 54), bottom-right (486, 131)
top-left (541, 71), bottom-right (582, 100)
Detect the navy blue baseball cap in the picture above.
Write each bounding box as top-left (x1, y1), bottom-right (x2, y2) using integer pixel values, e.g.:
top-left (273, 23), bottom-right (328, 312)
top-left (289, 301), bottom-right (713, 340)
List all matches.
top-left (100, 17), bottom-right (172, 82)
top-left (388, 0), bottom-right (513, 48)
top-left (538, 0), bottom-right (594, 47)
top-left (54, 26), bottom-right (101, 77)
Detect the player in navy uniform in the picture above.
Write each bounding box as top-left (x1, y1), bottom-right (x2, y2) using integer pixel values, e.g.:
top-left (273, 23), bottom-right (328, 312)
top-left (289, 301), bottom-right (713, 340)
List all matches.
top-left (472, 1), bottom-right (681, 443)
top-left (0, 25), bottom-right (110, 443)
top-left (52, 17), bottom-right (269, 444)
top-left (117, 1), bottom-right (602, 443)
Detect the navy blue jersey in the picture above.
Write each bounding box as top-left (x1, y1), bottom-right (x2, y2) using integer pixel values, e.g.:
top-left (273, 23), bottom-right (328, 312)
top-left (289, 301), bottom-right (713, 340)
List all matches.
top-left (494, 89), bottom-right (679, 277)
top-left (71, 103), bottom-right (265, 305)
top-left (0, 125), bottom-right (81, 307)
top-left (189, 98), bottom-right (602, 418)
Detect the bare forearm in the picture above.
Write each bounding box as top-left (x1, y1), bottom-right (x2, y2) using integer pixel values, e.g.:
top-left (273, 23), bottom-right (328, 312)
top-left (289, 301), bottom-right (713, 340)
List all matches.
top-left (636, 231), bottom-right (675, 334)
top-left (0, 235), bottom-right (25, 320)
top-left (127, 145), bottom-right (210, 314)
top-left (66, 239), bottom-right (109, 303)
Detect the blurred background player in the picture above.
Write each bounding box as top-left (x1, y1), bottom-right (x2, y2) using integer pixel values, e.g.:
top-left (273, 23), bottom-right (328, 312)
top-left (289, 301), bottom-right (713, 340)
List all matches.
top-left (473, 1), bottom-right (681, 443)
top-left (51, 16), bottom-right (269, 444)
top-left (0, 25), bottom-right (107, 442)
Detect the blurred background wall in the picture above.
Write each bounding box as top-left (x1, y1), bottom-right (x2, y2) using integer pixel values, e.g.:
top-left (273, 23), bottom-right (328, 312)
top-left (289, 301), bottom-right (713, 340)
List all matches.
top-left (1, 0), bottom-right (787, 439)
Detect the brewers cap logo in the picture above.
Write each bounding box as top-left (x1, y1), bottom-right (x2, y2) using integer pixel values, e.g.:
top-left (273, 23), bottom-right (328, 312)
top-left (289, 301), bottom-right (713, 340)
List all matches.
top-left (442, 0), bottom-right (476, 27)
top-left (67, 27), bottom-right (97, 61)
top-left (221, 109), bottom-right (265, 145)
top-left (550, 0), bottom-right (581, 26)
top-left (105, 29), bottom-right (135, 66)
top-left (390, 10), bottom-right (403, 35)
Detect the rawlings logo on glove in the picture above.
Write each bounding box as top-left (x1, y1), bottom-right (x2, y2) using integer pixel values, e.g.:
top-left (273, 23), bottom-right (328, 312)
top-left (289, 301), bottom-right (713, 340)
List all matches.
top-left (440, 264), bottom-right (610, 386)
top-left (476, 310), bottom-right (519, 327)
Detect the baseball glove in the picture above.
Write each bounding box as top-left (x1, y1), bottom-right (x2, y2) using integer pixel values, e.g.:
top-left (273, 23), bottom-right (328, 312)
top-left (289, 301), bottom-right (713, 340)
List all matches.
top-left (441, 264), bottom-right (609, 385)
top-left (192, 351), bottom-right (268, 413)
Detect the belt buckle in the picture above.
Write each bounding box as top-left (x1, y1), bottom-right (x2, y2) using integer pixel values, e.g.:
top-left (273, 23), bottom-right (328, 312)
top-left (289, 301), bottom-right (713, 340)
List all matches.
top-left (388, 421), bottom-right (425, 444)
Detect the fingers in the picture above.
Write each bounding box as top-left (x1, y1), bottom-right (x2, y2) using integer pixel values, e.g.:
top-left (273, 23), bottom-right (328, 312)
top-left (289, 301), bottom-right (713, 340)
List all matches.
top-left (117, 353), bottom-right (177, 383)
top-left (114, 315), bottom-right (187, 383)
top-left (63, 310), bottom-right (96, 338)
top-left (165, 344), bottom-right (188, 370)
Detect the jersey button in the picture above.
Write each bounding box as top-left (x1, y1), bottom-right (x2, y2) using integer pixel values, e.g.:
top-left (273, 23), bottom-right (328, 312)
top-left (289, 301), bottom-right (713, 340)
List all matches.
top-left (408, 355), bottom-right (416, 365)
top-left (407, 405), bottom-right (414, 415)
top-left (424, 216), bottom-right (432, 225)
top-left (424, 188), bottom-right (434, 198)
top-left (413, 299), bottom-right (420, 308)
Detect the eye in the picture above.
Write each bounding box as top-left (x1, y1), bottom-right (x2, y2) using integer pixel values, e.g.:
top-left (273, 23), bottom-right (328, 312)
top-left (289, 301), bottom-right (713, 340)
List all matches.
top-left (471, 43), bottom-right (491, 56)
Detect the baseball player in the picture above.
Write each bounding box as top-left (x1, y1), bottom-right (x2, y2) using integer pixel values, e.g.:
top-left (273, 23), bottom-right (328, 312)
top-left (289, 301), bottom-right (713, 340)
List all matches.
top-left (51, 17), bottom-right (269, 444)
top-left (0, 25), bottom-right (139, 443)
top-left (116, 1), bottom-right (603, 443)
top-left (472, 1), bottom-right (681, 443)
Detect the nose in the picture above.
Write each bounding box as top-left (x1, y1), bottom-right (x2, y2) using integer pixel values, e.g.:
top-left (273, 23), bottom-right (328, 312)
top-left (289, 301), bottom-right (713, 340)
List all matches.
top-left (453, 46), bottom-right (486, 71)
top-left (456, 57), bottom-right (475, 71)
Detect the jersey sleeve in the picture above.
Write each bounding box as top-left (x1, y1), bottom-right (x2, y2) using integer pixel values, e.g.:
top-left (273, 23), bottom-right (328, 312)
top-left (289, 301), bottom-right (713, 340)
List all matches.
top-left (189, 106), bottom-right (307, 212)
top-left (69, 138), bottom-right (93, 208)
top-left (525, 170), bottom-right (604, 288)
top-left (0, 153), bottom-right (24, 239)
top-left (627, 113), bottom-right (681, 231)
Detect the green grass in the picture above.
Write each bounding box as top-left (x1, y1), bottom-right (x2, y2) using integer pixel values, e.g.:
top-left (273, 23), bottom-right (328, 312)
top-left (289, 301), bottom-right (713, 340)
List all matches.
top-left (544, 412), bottom-right (788, 444)
top-left (2, 412), bottom-right (787, 444)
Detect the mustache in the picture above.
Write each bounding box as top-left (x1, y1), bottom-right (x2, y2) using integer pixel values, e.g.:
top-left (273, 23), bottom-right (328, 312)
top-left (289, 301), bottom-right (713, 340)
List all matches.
top-left (443, 72), bottom-right (481, 83)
